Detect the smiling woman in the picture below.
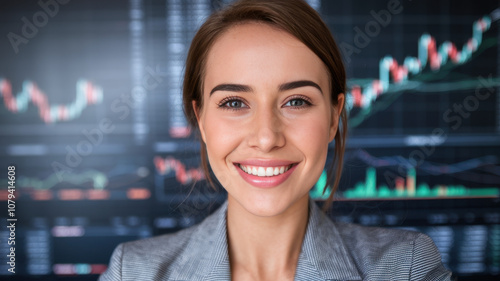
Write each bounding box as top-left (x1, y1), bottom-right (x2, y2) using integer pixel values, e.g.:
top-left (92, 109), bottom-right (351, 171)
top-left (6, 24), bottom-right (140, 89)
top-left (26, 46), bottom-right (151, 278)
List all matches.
top-left (196, 21), bottom-right (340, 220)
top-left (99, 0), bottom-right (453, 280)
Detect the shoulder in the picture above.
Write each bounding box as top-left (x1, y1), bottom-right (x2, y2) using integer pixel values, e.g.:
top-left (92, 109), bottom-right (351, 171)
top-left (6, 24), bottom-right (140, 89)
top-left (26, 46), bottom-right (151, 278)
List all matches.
top-left (98, 201), bottom-right (229, 281)
top-left (98, 225), bottom-right (199, 281)
top-left (334, 222), bottom-right (453, 280)
top-left (126, 225), bottom-right (198, 260)
top-left (335, 221), bottom-right (424, 252)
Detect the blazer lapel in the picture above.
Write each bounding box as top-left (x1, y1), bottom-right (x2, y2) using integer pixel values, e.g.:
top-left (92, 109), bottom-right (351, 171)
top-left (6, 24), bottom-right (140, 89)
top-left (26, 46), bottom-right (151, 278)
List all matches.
top-left (294, 198), bottom-right (362, 281)
top-left (167, 198), bottom-right (362, 281)
top-left (168, 201), bottom-right (231, 281)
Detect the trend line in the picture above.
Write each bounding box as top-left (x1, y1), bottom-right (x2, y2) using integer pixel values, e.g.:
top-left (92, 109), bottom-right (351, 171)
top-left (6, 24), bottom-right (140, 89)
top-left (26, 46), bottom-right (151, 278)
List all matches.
top-left (154, 156), bottom-right (205, 185)
top-left (345, 150), bottom-right (500, 185)
top-left (0, 78), bottom-right (103, 123)
top-left (346, 12), bottom-right (496, 125)
top-left (17, 170), bottom-right (108, 190)
top-left (349, 149), bottom-right (500, 176)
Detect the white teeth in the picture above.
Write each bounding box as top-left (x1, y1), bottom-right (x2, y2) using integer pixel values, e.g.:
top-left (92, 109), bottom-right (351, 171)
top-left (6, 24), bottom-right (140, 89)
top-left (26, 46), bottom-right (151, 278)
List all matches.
top-left (257, 167), bottom-right (266, 176)
top-left (238, 164), bottom-right (293, 177)
top-left (273, 167), bottom-right (279, 175)
top-left (252, 167), bottom-right (258, 175)
top-left (265, 167), bottom-right (274, 176)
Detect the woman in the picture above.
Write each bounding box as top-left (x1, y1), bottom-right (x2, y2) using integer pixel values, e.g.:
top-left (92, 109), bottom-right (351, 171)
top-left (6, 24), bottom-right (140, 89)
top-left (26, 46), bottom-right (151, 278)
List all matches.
top-left (100, 0), bottom-right (453, 280)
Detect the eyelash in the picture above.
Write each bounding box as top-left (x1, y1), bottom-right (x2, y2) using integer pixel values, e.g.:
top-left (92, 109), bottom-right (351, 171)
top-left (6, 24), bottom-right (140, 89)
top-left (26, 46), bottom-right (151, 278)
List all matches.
top-left (217, 95), bottom-right (313, 111)
top-left (284, 95), bottom-right (313, 109)
top-left (217, 96), bottom-right (248, 111)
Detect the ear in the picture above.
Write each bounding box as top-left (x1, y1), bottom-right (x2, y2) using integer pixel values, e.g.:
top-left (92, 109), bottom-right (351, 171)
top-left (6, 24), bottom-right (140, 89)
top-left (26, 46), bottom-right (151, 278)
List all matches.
top-left (329, 93), bottom-right (344, 143)
top-left (192, 100), bottom-right (207, 143)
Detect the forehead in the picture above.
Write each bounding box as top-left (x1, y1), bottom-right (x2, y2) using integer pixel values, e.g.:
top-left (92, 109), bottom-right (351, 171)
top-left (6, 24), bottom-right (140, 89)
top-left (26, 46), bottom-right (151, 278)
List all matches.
top-left (204, 22), bottom-right (329, 92)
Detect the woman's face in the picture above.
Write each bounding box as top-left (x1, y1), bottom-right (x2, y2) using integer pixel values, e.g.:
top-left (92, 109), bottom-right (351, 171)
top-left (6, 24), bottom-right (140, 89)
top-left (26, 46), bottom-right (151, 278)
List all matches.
top-left (196, 22), bottom-right (343, 217)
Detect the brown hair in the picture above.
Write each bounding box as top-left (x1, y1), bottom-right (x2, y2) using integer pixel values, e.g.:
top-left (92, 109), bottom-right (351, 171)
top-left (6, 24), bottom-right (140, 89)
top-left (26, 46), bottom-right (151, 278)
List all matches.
top-left (182, 0), bottom-right (347, 211)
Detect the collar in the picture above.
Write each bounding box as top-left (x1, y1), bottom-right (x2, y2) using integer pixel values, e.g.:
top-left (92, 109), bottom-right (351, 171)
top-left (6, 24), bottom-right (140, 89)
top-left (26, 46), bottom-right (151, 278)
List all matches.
top-left (169, 198), bottom-right (362, 281)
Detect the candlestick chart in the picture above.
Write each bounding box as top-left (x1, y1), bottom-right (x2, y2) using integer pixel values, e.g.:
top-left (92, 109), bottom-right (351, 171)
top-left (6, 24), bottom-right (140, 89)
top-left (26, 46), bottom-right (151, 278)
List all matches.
top-left (344, 9), bottom-right (500, 135)
top-left (0, 78), bottom-right (103, 123)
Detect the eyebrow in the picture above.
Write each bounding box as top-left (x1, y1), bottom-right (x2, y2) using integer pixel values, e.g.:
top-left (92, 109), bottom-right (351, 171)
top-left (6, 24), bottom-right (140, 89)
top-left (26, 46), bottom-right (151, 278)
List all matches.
top-left (279, 80), bottom-right (323, 94)
top-left (210, 84), bottom-right (251, 95)
top-left (209, 80), bottom-right (323, 96)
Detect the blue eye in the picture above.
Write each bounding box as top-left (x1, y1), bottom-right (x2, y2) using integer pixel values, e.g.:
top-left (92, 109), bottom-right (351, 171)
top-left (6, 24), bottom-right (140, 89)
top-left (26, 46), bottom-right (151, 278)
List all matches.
top-left (218, 97), bottom-right (248, 110)
top-left (226, 100), bottom-right (244, 108)
top-left (284, 97), bottom-right (311, 108)
top-left (286, 99), bottom-right (305, 107)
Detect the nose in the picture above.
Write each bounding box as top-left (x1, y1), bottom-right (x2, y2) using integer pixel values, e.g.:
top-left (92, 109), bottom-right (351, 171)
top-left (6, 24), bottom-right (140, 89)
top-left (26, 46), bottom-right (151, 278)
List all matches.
top-left (247, 107), bottom-right (286, 152)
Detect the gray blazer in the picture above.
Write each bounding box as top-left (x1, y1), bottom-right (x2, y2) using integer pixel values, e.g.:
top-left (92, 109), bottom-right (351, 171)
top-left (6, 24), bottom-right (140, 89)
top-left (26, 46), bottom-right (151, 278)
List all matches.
top-left (99, 199), bottom-right (453, 280)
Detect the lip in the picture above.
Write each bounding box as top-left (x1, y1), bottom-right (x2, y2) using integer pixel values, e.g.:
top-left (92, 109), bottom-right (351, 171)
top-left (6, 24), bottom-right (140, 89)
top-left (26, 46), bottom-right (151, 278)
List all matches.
top-left (236, 159), bottom-right (297, 167)
top-left (233, 159), bottom-right (299, 189)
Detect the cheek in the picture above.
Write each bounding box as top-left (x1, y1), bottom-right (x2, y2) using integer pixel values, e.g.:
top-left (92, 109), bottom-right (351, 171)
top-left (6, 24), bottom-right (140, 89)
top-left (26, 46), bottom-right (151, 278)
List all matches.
top-left (202, 111), bottom-right (242, 162)
top-left (285, 110), bottom-right (330, 171)
top-left (287, 111), bottom-right (330, 150)
top-left (202, 111), bottom-right (246, 189)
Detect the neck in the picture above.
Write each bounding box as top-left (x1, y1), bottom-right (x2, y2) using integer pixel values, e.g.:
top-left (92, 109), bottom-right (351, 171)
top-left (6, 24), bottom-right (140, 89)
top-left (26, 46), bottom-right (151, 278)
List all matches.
top-left (226, 194), bottom-right (310, 280)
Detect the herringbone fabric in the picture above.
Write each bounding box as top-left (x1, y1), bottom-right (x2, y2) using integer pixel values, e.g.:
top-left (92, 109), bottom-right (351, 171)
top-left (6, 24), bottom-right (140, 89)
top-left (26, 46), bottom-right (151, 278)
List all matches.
top-left (99, 198), bottom-right (452, 281)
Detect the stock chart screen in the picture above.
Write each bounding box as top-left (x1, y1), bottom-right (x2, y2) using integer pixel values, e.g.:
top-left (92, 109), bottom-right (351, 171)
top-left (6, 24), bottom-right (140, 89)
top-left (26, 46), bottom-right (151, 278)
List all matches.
top-left (0, 0), bottom-right (499, 280)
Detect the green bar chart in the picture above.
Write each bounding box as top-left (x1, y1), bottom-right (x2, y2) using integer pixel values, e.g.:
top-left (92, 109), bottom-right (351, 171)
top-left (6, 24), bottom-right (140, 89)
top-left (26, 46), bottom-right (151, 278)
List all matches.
top-left (310, 167), bottom-right (500, 200)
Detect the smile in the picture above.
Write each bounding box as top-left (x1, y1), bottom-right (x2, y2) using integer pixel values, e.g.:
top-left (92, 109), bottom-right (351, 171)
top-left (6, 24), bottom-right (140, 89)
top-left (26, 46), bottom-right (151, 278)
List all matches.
top-left (233, 160), bottom-right (299, 188)
top-left (238, 164), bottom-right (293, 177)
